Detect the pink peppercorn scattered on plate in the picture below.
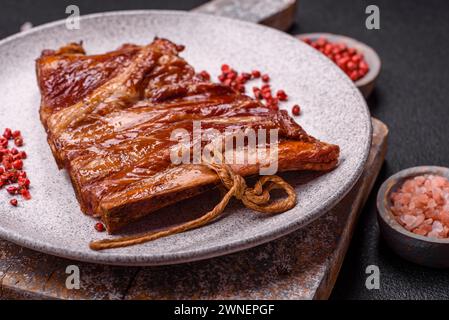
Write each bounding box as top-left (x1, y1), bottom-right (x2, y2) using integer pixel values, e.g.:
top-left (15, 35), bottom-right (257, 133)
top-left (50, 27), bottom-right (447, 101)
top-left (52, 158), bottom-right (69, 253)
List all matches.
top-left (0, 128), bottom-right (31, 206)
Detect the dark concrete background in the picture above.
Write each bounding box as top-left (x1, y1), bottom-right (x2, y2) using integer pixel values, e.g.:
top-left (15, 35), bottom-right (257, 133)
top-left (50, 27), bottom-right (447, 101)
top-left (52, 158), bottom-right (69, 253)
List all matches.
top-left (1, 0), bottom-right (448, 300)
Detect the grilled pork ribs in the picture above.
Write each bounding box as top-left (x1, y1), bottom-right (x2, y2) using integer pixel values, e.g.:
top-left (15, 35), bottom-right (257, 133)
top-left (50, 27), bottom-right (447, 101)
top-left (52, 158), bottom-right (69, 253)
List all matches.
top-left (36, 38), bottom-right (340, 233)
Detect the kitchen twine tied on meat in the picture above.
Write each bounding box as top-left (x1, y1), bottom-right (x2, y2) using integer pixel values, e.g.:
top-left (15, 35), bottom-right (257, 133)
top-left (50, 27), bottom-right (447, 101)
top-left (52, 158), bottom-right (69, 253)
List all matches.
top-left (89, 146), bottom-right (297, 250)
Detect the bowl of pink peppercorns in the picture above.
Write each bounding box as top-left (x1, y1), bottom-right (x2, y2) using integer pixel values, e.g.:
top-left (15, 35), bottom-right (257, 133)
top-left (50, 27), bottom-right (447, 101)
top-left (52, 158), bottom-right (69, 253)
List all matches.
top-left (296, 33), bottom-right (381, 99)
top-left (377, 166), bottom-right (449, 268)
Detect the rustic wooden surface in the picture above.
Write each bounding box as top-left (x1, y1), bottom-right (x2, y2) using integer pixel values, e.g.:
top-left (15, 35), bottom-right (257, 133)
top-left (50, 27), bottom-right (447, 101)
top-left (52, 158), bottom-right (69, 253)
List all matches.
top-left (0, 118), bottom-right (387, 300)
top-left (192, 0), bottom-right (297, 31)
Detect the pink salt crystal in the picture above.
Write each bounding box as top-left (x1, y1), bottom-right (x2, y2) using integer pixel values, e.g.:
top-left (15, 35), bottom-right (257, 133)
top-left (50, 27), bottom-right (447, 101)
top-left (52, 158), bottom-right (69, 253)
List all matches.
top-left (428, 221), bottom-right (444, 238)
top-left (427, 199), bottom-right (437, 208)
top-left (441, 226), bottom-right (449, 238)
top-left (424, 209), bottom-right (439, 220)
top-left (443, 226), bottom-right (449, 238)
top-left (432, 175), bottom-right (448, 188)
top-left (414, 176), bottom-right (425, 186)
top-left (399, 215), bottom-right (414, 229)
top-left (416, 193), bottom-right (429, 206)
top-left (391, 192), bottom-right (401, 202)
top-left (400, 214), bottom-right (425, 231)
top-left (432, 188), bottom-right (444, 205)
top-left (390, 174), bottom-right (449, 239)
top-left (433, 220), bottom-right (444, 232)
top-left (413, 229), bottom-right (427, 236)
top-left (391, 206), bottom-right (400, 216)
top-left (402, 193), bottom-right (411, 202)
top-left (439, 211), bottom-right (449, 225)
top-left (414, 186), bottom-right (423, 194)
top-left (402, 180), bottom-right (415, 193)
top-left (413, 223), bottom-right (432, 236)
top-left (414, 214), bottom-right (425, 229)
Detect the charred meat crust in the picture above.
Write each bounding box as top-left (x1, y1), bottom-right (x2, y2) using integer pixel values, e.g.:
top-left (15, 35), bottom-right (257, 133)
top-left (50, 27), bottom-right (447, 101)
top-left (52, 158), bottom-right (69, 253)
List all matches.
top-left (36, 38), bottom-right (340, 233)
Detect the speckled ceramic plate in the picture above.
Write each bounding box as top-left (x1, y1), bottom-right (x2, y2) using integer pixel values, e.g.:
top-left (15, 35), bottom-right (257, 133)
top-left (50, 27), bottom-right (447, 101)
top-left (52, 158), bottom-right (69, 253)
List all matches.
top-left (0, 10), bottom-right (371, 266)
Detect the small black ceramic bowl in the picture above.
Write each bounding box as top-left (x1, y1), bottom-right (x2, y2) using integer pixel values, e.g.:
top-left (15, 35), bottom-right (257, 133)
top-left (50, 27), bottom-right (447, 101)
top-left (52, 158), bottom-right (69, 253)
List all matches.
top-left (377, 166), bottom-right (449, 268)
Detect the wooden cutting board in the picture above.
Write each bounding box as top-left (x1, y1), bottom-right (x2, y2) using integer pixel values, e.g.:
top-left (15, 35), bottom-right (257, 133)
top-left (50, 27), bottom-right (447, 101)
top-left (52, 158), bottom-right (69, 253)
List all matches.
top-left (0, 1), bottom-right (388, 299)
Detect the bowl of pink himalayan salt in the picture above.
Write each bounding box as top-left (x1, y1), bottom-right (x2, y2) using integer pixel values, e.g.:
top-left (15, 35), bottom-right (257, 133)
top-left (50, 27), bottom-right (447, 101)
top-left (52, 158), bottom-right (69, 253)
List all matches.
top-left (377, 166), bottom-right (449, 268)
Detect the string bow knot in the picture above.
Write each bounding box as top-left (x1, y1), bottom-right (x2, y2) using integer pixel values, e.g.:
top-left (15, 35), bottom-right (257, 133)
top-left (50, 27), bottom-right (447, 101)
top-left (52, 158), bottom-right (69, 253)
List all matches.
top-left (90, 150), bottom-right (297, 251)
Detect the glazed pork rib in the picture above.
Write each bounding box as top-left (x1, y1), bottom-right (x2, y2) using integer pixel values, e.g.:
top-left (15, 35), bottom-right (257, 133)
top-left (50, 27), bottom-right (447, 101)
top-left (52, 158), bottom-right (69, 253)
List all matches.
top-left (36, 38), bottom-right (340, 233)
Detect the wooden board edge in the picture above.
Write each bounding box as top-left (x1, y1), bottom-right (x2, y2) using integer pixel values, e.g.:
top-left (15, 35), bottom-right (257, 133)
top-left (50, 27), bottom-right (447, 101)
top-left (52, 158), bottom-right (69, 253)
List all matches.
top-left (192, 0), bottom-right (297, 31)
top-left (313, 118), bottom-right (389, 299)
top-left (260, 0), bottom-right (297, 31)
